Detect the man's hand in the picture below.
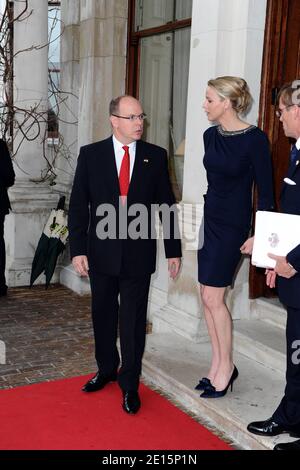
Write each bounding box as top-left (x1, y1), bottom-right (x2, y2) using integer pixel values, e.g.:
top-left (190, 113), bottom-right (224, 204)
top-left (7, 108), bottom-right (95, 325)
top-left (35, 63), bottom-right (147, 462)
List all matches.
top-left (267, 253), bottom-right (297, 279)
top-left (72, 255), bottom-right (89, 277)
top-left (240, 236), bottom-right (254, 255)
top-left (168, 258), bottom-right (181, 280)
top-left (265, 269), bottom-right (277, 288)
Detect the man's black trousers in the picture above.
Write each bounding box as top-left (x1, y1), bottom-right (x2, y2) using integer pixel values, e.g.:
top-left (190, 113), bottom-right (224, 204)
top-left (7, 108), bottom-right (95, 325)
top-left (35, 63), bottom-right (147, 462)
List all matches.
top-left (272, 306), bottom-right (300, 431)
top-left (89, 271), bottom-right (151, 392)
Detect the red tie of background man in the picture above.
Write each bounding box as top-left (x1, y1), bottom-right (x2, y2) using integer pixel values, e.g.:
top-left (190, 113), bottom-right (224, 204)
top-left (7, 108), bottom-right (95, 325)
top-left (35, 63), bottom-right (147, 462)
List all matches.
top-left (119, 145), bottom-right (130, 202)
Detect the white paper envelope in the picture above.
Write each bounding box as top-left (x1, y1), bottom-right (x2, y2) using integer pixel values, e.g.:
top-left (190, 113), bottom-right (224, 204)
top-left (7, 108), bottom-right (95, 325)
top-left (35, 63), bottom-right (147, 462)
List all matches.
top-left (252, 211), bottom-right (300, 268)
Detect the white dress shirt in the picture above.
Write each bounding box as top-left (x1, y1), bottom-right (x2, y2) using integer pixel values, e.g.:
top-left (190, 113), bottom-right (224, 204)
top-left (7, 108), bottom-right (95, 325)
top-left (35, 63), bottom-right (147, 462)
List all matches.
top-left (112, 135), bottom-right (136, 181)
top-left (296, 136), bottom-right (300, 151)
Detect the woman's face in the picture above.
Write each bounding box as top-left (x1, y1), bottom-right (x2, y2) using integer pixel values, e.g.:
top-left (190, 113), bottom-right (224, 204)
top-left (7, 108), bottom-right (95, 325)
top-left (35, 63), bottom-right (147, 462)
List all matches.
top-left (203, 86), bottom-right (228, 122)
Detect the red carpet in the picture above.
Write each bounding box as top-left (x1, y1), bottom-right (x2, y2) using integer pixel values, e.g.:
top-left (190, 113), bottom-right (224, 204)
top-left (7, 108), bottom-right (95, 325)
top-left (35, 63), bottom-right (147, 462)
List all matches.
top-left (0, 375), bottom-right (232, 450)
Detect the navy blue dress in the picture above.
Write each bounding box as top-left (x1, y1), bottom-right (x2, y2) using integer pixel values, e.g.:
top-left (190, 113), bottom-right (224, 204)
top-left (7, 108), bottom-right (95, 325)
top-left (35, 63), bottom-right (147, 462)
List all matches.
top-left (198, 125), bottom-right (274, 287)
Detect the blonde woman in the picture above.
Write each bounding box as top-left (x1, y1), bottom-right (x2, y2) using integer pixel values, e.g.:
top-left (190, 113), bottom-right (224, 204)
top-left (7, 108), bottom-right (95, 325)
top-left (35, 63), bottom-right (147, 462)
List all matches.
top-left (196, 77), bottom-right (274, 398)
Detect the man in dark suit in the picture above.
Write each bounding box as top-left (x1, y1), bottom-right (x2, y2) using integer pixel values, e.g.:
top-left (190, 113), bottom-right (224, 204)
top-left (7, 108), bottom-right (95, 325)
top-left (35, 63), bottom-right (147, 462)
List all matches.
top-left (247, 81), bottom-right (300, 450)
top-left (69, 95), bottom-right (181, 414)
top-left (0, 139), bottom-right (15, 297)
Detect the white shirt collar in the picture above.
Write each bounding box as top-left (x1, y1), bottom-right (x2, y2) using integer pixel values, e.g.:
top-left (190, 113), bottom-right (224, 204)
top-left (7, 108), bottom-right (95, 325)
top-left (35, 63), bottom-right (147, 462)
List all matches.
top-left (112, 135), bottom-right (136, 153)
top-left (296, 137), bottom-right (300, 151)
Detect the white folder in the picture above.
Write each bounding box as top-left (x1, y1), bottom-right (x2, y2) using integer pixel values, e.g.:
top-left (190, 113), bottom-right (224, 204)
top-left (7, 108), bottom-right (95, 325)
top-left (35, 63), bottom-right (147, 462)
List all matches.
top-left (251, 211), bottom-right (300, 268)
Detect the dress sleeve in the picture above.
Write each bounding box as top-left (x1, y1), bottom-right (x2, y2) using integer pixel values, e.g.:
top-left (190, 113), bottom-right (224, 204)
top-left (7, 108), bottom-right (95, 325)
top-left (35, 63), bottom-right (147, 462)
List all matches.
top-left (203, 127), bottom-right (213, 152)
top-left (250, 131), bottom-right (274, 211)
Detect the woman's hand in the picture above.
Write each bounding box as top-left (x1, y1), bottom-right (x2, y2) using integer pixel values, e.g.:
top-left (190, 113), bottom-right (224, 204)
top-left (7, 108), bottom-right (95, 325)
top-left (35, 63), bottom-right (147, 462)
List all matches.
top-left (240, 236), bottom-right (254, 255)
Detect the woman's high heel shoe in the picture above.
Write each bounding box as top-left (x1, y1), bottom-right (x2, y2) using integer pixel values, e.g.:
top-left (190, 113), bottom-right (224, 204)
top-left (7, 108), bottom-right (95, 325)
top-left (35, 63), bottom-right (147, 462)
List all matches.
top-left (194, 377), bottom-right (212, 391)
top-left (200, 366), bottom-right (239, 398)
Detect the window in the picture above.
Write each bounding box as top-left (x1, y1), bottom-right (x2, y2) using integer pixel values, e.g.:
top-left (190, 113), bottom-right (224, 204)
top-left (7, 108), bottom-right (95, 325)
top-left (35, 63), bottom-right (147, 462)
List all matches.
top-left (127, 0), bottom-right (193, 201)
top-left (135, 0), bottom-right (192, 30)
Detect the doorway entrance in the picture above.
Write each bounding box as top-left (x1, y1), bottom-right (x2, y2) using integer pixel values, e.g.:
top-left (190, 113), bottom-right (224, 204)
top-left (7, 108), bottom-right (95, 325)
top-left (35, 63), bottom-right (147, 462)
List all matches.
top-left (250, 0), bottom-right (300, 298)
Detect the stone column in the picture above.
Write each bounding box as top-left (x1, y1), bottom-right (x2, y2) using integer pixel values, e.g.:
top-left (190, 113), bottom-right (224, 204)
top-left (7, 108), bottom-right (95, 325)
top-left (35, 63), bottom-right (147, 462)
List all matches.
top-left (6, 0), bottom-right (58, 286)
top-left (78, 0), bottom-right (128, 146)
top-left (54, 0), bottom-right (80, 194)
top-left (152, 0), bottom-right (268, 340)
top-left (13, 0), bottom-right (49, 180)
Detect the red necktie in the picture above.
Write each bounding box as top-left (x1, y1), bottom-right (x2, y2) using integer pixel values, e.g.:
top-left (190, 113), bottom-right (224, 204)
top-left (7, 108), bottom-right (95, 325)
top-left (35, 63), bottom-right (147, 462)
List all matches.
top-left (119, 145), bottom-right (130, 202)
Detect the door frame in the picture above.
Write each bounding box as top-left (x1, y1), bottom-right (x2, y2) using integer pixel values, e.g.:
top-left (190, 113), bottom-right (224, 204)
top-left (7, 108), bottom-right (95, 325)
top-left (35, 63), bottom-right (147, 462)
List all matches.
top-left (250, 0), bottom-right (299, 298)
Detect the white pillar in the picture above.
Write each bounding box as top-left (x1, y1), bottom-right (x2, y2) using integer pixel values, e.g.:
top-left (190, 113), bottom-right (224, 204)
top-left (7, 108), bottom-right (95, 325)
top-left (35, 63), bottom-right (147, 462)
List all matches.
top-left (54, 0), bottom-right (80, 194)
top-left (6, 0), bottom-right (58, 286)
top-left (13, 0), bottom-right (49, 179)
top-left (183, 0), bottom-right (267, 204)
top-left (78, 0), bottom-right (128, 146)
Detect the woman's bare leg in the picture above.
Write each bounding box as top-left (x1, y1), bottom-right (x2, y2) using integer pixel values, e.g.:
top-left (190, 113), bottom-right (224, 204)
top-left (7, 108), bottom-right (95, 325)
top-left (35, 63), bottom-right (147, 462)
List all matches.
top-left (201, 285), bottom-right (234, 391)
top-left (199, 284), bottom-right (220, 382)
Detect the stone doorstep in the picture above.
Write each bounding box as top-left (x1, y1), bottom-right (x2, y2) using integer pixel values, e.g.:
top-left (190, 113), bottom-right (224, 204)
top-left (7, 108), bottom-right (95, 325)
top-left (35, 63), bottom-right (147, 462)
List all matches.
top-left (254, 298), bottom-right (287, 330)
top-left (142, 330), bottom-right (295, 451)
top-left (233, 319), bottom-right (285, 374)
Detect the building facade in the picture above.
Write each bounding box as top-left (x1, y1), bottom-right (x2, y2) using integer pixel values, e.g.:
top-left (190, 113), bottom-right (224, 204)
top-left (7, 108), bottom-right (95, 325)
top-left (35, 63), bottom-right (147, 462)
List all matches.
top-left (1, 0), bottom-right (293, 340)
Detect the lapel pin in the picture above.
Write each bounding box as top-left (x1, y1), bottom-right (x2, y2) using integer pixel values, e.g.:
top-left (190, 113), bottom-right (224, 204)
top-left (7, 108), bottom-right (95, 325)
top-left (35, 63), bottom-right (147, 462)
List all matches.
top-left (143, 158), bottom-right (149, 163)
top-left (296, 160), bottom-right (299, 166)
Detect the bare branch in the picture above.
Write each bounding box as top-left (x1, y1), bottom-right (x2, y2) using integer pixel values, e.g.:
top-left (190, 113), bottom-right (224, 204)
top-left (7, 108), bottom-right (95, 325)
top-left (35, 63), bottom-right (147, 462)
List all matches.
top-left (0, 1), bottom-right (77, 183)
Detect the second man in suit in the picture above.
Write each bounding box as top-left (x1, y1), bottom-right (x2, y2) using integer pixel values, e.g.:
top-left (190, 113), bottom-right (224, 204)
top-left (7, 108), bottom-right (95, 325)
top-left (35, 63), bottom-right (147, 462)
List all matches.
top-left (247, 80), bottom-right (300, 449)
top-left (69, 95), bottom-right (182, 414)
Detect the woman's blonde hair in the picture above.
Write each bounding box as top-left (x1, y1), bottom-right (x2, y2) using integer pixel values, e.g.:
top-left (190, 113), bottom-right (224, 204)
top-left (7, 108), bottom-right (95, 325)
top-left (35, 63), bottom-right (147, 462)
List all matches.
top-left (208, 76), bottom-right (253, 115)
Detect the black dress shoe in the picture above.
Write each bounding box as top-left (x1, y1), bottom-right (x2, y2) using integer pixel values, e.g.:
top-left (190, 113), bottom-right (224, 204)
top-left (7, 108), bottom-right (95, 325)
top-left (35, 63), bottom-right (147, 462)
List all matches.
top-left (247, 418), bottom-right (295, 437)
top-left (122, 390), bottom-right (141, 414)
top-left (274, 439), bottom-right (300, 450)
top-left (82, 372), bottom-right (117, 392)
top-left (200, 366), bottom-right (239, 398)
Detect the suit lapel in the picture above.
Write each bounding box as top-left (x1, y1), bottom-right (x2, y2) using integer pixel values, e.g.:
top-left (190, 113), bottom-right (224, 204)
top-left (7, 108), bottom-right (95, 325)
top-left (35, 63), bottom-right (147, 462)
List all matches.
top-left (127, 140), bottom-right (145, 201)
top-left (287, 148), bottom-right (300, 178)
top-left (102, 136), bottom-right (120, 198)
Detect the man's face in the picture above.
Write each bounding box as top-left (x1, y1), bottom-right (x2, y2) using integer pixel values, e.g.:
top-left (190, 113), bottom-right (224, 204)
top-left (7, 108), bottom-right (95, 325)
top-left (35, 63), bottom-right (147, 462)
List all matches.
top-left (110, 97), bottom-right (144, 144)
top-left (278, 98), bottom-right (296, 138)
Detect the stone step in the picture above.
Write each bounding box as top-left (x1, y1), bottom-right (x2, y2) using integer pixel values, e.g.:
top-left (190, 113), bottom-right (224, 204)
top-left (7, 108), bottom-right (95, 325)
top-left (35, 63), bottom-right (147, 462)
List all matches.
top-left (252, 298), bottom-right (286, 330)
top-left (233, 319), bottom-right (285, 374)
top-left (143, 331), bottom-right (290, 450)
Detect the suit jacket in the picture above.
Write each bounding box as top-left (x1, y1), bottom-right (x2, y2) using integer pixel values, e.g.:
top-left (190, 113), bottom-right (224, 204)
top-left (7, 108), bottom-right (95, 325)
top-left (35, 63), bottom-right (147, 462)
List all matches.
top-left (69, 136), bottom-right (182, 277)
top-left (277, 147), bottom-right (300, 308)
top-left (0, 139), bottom-right (15, 216)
